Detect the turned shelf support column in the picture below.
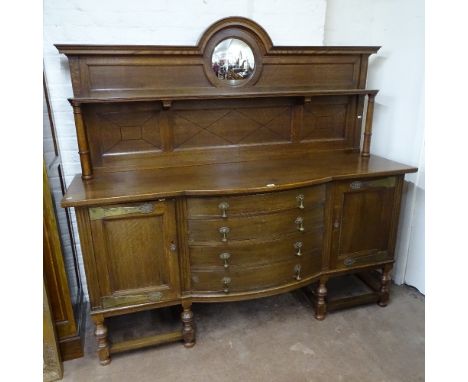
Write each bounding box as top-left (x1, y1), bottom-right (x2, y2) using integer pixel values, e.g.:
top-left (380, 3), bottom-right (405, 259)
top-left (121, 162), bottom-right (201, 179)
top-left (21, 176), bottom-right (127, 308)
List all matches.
top-left (378, 264), bottom-right (393, 307)
top-left (314, 277), bottom-right (328, 320)
top-left (361, 93), bottom-right (376, 157)
top-left (92, 315), bottom-right (111, 366)
top-left (181, 301), bottom-right (195, 348)
top-left (72, 104), bottom-right (93, 180)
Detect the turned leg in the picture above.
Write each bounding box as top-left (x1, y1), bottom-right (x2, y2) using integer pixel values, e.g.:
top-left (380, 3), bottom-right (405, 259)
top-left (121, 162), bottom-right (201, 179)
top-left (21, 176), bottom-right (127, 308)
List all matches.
top-left (314, 277), bottom-right (328, 320)
top-left (92, 314), bottom-right (111, 366)
top-left (181, 302), bottom-right (195, 348)
top-left (378, 264), bottom-right (393, 307)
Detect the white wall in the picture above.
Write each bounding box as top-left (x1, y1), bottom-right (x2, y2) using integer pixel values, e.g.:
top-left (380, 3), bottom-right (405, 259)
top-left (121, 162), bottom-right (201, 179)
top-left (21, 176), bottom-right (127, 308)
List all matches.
top-left (325, 0), bottom-right (425, 293)
top-left (44, 0), bottom-right (327, 299)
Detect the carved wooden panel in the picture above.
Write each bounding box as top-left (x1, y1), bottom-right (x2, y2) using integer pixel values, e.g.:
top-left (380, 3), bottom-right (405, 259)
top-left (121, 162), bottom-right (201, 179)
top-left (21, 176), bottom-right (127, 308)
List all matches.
top-left (330, 177), bottom-right (401, 269)
top-left (172, 106), bottom-right (291, 149)
top-left (257, 57), bottom-right (360, 89)
top-left (87, 60), bottom-right (212, 96)
top-left (301, 96), bottom-right (351, 141)
top-left (89, 200), bottom-right (180, 305)
top-left (85, 103), bottom-right (162, 167)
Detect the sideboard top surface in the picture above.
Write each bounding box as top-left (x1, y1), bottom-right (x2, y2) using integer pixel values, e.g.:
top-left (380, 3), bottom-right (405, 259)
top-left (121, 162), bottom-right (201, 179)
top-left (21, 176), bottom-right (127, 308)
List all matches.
top-left (62, 152), bottom-right (417, 207)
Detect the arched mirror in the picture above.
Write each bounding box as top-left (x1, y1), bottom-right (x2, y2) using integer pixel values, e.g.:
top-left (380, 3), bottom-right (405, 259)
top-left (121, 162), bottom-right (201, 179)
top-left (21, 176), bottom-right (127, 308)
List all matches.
top-left (211, 38), bottom-right (255, 82)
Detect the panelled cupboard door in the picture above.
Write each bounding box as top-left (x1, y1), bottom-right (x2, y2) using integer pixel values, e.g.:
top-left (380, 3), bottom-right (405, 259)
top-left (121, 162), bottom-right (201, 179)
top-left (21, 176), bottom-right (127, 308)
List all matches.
top-left (89, 200), bottom-right (180, 309)
top-left (330, 176), bottom-right (401, 270)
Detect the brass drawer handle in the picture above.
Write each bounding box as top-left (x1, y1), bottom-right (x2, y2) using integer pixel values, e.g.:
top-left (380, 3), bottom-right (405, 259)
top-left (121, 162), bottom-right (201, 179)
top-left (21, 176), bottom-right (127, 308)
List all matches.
top-left (222, 277), bottom-right (231, 293)
top-left (295, 217), bottom-right (305, 232)
top-left (344, 258), bottom-right (356, 267)
top-left (219, 252), bottom-right (231, 268)
top-left (294, 241), bottom-right (303, 256)
top-left (218, 202), bottom-right (229, 218)
top-left (296, 194), bottom-right (305, 209)
top-left (219, 226), bottom-right (230, 242)
top-left (293, 264), bottom-right (302, 281)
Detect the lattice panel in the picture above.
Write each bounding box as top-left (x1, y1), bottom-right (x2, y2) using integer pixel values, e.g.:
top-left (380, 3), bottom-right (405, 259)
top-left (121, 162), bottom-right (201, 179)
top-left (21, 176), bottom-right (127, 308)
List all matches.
top-left (173, 107), bottom-right (291, 149)
top-left (301, 103), bottom-right (347, 140)
top-left (97, 110), bottom-right (161, 155)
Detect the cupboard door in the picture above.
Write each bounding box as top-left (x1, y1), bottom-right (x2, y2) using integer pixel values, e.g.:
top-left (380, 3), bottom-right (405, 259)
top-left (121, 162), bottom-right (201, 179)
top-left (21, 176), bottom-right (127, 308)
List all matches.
top-left (89, 200), bottom-right (180, 308)
top-left (330, 177), bottom-right (402, 269)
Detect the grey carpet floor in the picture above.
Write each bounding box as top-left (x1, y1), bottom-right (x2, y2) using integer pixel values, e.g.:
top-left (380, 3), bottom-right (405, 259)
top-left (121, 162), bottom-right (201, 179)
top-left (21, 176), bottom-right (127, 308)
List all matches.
top-left (62, 283), bottom-right (424, 382)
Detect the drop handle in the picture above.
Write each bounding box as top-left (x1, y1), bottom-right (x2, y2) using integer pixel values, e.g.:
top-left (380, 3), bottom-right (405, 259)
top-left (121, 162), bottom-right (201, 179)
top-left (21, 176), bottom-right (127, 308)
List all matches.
top-left (219, 252), bottom-right (231, 268)
top-left (296, 194), bottom-right (305, 209)
top-left (218, 202), bottom-right (229, 218)
top-left (295, 217), bottom-right (305, 232)
top-left (219, 227), bottom-right (230, 242)
top-left (294, 241), bottom-right (303, 256)
top-left (222, 277), bottom-right (231, 293)
top-left (169, 242), bottom-right (177, 252)
top-left (293, 264), bottom-right (302, 281)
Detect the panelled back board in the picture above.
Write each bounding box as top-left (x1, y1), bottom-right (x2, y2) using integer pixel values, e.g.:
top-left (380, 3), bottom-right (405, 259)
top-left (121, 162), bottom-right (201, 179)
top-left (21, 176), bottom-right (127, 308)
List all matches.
top-left (57, 17), bottom-right (378, 175)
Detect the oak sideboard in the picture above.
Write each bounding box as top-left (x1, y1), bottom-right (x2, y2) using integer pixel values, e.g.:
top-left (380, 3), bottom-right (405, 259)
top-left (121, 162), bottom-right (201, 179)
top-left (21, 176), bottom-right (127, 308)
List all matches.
top-left (57, 17), bottom-right (417, 365)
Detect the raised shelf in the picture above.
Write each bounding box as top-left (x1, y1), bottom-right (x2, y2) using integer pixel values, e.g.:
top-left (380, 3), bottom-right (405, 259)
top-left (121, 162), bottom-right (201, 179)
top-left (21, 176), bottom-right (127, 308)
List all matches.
top-left (68, 88), bottom-right (379, 106)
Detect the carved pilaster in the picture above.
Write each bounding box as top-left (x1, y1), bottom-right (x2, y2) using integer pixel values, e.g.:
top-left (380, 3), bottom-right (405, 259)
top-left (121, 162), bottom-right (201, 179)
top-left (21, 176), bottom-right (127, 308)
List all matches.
top-left (181, 303), bottom-right (195, 348)
top-left (314, 278), bottom-right (328, 320)
top-left (92, 315), bottom-right (111, 365)
top-left (361, 93), bottom-right (376, 157)
top-left (72, 104), bottom-right (93, 180)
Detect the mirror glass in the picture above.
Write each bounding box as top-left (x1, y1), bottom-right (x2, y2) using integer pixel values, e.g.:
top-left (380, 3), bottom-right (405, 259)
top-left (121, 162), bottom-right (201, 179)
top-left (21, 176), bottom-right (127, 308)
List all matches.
top-left (211, 38), bottom-right (255, 81)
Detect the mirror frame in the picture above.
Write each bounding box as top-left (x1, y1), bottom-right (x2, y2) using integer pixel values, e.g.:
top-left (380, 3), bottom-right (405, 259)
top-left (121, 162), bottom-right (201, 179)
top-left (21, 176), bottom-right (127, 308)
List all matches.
top-left (203, 27), bottom-right (263, 88)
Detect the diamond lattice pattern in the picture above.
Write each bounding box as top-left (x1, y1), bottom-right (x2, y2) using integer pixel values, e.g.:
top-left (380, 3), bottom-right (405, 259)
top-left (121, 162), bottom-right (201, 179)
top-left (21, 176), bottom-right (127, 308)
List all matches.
top-left (173, 107), bottom-right (290, 149)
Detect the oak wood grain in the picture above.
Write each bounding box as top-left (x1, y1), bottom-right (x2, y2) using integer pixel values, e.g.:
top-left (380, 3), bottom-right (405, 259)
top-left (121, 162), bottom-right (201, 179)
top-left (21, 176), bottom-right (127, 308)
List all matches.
top-left (57, 16), bottom-right (416, 363)
top-left (62, 152), bottom-right (416, 207)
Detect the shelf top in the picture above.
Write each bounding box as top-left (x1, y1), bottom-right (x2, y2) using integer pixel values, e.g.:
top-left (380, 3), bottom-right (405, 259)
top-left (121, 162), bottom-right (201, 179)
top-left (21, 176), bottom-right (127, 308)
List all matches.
top-left (69, 88), bottom-right (379, 106)
top-left (62, 152), bottom-right (417, 207)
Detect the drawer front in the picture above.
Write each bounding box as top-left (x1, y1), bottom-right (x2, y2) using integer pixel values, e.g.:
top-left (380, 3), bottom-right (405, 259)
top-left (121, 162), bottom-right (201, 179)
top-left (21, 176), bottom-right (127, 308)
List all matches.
top-left (187, 186), bottom-right (325, 218)
top-left (190, 228), bottom-right (323, 268)
top-left (191, 257), bottom-right (321, 294)
top-left (188, 207), bottom-right (323, 244)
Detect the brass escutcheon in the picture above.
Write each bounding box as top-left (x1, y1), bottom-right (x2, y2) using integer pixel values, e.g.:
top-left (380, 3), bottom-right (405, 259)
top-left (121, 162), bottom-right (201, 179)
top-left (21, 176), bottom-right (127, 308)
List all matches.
top-left (344, 258), bottom-right (356, 267)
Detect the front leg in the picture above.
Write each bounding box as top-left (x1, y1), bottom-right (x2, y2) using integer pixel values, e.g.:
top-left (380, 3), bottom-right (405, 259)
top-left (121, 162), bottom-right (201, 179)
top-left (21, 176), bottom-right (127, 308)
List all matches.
top-left (314, 277), bottom-right (328, 320)
top-left (181, 301), bottom-right (195, 348)
top-left (378, 264), bottom-right (393, 307)
top-left (92, 314), bottom-right (111, 365)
